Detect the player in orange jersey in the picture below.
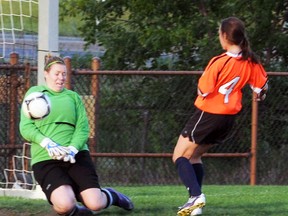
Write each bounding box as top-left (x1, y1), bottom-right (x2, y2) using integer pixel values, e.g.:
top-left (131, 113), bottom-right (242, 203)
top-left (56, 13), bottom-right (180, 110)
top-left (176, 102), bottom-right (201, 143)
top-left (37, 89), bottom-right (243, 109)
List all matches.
top-left (173, 17), bottom-right (268, 216)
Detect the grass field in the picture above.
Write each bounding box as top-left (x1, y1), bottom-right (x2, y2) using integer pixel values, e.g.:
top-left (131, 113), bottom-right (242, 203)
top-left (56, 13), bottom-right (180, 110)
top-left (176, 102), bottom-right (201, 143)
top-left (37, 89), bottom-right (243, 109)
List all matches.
top-left (0, 185), bottom-right (288, 215)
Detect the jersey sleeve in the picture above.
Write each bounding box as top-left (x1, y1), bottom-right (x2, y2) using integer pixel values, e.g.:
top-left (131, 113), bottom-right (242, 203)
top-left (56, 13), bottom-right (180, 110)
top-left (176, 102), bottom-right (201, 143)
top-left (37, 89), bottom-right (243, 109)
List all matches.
top-left (19, 86), bottom-right (47, 144)
top-left (249, 63), bottom-right (268, 93)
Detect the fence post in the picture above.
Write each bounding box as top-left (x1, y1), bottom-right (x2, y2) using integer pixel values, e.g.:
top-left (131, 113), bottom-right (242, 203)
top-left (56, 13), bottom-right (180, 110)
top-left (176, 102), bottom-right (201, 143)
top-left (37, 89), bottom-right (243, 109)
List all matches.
top-left (250, 92), bottom-right (258, 185)
top-left (24, 62), bottom-right (31, 92)
top-left (9, 52), bottom-right (19, 147)
top-left (90, 57), bottom-right (101, 153)
top-left (64, 56), bottom-right (72, 90)
top-left (8, 52), bottom-right (19, 177)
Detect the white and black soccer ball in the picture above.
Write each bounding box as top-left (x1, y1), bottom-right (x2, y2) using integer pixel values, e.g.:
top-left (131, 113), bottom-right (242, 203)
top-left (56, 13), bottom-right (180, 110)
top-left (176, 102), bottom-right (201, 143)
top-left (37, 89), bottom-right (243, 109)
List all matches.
top-left (22, 92), bottom-right (51, 120)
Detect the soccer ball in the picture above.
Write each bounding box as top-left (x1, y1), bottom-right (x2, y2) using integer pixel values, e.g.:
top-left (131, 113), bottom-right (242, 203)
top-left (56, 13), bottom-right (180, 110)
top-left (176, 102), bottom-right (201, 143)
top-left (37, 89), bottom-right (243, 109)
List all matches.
top-left (22, 92), bottom-right (51, 119)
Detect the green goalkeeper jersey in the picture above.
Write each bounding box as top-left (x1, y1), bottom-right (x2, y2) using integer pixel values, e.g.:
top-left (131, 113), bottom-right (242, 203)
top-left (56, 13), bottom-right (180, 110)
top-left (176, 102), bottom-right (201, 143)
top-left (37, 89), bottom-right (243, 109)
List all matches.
top-left (19, 85), bottom-right (90, 165)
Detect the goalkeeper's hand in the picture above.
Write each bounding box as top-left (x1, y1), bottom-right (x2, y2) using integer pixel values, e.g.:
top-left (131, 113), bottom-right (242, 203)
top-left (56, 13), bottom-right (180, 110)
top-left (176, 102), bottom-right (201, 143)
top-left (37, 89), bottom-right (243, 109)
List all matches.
top-left (63, 146), bottom-right (79, 163)
top-left (40, 138), bottom-right (69, 158)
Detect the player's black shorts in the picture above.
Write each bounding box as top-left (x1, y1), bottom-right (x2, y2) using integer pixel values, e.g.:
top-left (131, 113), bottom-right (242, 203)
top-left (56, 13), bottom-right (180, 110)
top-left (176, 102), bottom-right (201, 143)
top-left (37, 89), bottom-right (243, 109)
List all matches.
top-left (181, 108), bottom-right (236, 145)
top-left (32, 150), bottom-right (100, 204)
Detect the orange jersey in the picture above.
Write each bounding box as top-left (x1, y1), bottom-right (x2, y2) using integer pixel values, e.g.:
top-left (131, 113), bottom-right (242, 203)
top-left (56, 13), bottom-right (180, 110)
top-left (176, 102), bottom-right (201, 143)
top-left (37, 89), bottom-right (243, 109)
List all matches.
top-left (195, 52), bottom-right (268, 114)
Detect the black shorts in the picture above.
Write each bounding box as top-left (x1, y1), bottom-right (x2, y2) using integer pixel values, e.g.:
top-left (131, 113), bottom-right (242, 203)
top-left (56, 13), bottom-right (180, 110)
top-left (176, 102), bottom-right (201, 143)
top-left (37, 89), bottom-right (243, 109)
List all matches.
top-left (32, 150), bottom-right (100, 204)
top-left (181, 108), bottom-right (236, 145)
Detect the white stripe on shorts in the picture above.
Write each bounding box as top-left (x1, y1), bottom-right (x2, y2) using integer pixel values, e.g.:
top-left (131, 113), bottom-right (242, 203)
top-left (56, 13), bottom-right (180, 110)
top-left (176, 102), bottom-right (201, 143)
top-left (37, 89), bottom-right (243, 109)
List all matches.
top-left (191, 110), bottom-right (205, 143)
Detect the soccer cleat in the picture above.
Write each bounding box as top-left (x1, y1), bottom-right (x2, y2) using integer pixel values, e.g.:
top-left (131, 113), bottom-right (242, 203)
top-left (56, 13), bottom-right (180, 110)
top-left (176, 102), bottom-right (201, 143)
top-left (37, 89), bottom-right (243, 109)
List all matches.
top-left (177, 193), bottom-right (206, 216)
top-left (105, 188), bottom-right (134, 211)
top-left (190, 207), bottom-right (202, 216)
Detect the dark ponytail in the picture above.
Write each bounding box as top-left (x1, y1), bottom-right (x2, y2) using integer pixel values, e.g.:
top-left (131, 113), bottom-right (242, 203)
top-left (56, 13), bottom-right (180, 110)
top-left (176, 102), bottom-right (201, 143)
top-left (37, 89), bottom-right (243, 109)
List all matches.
top-left (220, 17), bottom-right (259, 64)
top-left (239, 36), bottom-right (259, 63)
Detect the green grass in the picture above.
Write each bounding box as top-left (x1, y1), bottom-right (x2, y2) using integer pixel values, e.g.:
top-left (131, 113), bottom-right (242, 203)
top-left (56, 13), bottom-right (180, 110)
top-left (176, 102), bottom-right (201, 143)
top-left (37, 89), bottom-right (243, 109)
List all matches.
top-left (1, 185), bottom-right (288, 215)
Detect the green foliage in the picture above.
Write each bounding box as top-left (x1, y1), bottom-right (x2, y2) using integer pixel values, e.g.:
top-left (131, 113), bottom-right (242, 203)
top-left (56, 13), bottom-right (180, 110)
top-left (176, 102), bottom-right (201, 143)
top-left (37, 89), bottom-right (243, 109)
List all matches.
top-left (96, 75), bottom-right (197, 153)
top-left (60, 0), bottom-right (288, 71)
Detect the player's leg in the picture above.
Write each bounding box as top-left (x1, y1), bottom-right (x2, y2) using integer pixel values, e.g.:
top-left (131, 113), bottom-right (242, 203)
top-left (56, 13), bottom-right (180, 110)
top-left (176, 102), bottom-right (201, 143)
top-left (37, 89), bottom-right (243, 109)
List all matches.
top-left (189, 144), bottom-right (213, 216)
top-left (178, 112), bottom-right (235, 215)
top-left (70, 151), bottom-right (134, 212)
top-left (50, 185), bottom-right (80, 215)
top-left (102, 187), bottom-right (134, 210)
top-left (173, 136), bottom-right (208, 216)
top-left (189, 143), bottom-right (213, 188)
top-left (173, 135), bottom-right (208, 198)
top-left (32, 161), bottom-right (89, 216)
top-left (80, 187), bottom-right (133, 211)
top-left (81, 188), bottom-right (134, 211)
top-left (173, 109), bottom-right (216, 216)
top-left (80, 188), bottom-right (107, 210)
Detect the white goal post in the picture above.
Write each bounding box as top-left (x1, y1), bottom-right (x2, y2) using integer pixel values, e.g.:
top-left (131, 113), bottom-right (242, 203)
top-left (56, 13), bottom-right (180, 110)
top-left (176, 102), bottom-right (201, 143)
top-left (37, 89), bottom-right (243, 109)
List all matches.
top-left (38, 0), bottom-right (59, 85)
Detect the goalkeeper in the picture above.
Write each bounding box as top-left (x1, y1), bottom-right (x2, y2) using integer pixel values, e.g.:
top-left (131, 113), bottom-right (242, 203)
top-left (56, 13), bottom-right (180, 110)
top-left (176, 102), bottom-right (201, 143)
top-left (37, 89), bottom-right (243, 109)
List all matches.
top-left (19, 56), bottom-right (134, 216)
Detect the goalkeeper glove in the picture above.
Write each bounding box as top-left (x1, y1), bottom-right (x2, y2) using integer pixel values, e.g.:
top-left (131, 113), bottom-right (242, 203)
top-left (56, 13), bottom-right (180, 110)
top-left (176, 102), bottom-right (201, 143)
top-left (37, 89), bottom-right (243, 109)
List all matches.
top-left (63, 146), bottom-right (78, 163)
top-left (40, 138), bottom-right (69, 158)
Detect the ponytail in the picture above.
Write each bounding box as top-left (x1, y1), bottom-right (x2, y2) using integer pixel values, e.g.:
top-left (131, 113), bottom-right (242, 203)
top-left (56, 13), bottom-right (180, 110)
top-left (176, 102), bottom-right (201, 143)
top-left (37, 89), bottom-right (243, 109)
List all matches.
top-left (221, 17), bottom-right (260, 64)
top-left (240, 37), bottom-right (259, 64)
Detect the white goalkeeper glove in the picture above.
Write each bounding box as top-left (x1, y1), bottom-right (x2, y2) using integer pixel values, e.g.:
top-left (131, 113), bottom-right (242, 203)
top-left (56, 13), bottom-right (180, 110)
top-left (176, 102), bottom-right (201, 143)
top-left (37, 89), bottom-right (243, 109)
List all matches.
top-left (63, 146), bottom-right (78, 163)
top-left (40, 138), bottom-right (69, 158)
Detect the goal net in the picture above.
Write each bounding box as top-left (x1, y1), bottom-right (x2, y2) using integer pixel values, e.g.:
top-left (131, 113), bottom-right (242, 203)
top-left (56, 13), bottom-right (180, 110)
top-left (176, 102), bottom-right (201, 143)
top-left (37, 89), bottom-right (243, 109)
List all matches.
top-left (0, 0), bottom-right (38, 62)
top-left (0, 143), bottom-right (36, 190)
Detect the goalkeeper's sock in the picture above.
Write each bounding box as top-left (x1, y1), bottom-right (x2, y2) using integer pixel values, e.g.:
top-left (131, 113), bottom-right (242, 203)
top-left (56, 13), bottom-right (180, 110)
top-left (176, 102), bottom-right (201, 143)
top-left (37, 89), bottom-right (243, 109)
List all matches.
top-left (175, 157), bottom-right (201, 197)
top-left (101, 188), bottom-right (116, 208)
top-left (192, 163), bottom-right (204, 188)
top-left (101, 188), bottom-right (134, 211)
top-left (58, 206), bottom-right (77, 216)
top-left (59, 205), bottom-right (93, 216)
top-left (75, 205), bottom-right (93, 215)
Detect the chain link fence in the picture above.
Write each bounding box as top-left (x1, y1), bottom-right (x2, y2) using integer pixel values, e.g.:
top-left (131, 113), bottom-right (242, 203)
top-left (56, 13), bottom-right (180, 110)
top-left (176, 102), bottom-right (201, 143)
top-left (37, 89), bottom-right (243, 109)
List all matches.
top-left (0, 55), bottom-right (287, 187)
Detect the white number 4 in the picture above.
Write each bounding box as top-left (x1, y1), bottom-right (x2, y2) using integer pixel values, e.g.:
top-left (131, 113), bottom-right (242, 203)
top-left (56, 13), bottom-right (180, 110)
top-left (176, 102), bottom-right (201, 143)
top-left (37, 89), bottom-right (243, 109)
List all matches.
top-left (218, 77), bottom-right (240, 103)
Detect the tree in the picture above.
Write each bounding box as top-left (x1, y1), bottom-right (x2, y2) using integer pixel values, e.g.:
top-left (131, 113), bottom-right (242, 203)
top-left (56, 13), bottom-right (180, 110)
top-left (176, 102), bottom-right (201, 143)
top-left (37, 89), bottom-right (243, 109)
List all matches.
top-left (60, 0), bottom-right (288, 71)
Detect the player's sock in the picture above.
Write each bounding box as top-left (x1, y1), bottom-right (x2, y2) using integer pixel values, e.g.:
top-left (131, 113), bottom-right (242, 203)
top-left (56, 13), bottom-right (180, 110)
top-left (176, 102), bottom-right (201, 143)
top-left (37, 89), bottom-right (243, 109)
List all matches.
top-left (192, 163), bottom-right (204, 188)
top-left (60, 206), bottom-right (77, 216)
top-left (175, 157), bottom-right (201, 197)
top-left (59, 205), bottom-right (93, 216)
top-left (75, 205), bottom-right (94, 215)
top-left (101, 188), bottom-right (116, 208)
top-left (101, 188), bottom-right (134, 211)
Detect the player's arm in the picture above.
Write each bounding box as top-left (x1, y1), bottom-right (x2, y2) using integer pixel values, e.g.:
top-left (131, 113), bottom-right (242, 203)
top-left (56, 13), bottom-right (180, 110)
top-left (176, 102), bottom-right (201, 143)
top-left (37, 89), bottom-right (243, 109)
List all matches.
top-left (19, 113), bottom-right (45, 144)
top-left (20, 110), bottom-right (69, 158)
top-left (256, 82), bottom-right (268, 101)
top-left (249, 63), bottom-right (268, 101)
top-left (20, 87), bottom-right (69, 158)
top-left (19, 88), bottom-right (46, 144)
